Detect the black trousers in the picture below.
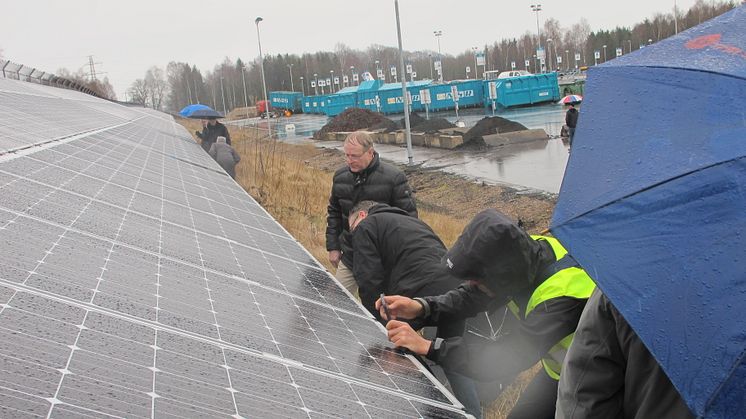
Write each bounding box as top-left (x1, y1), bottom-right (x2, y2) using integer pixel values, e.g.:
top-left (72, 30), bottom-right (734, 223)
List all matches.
top-left (508, 369), bottom-right (558, 419)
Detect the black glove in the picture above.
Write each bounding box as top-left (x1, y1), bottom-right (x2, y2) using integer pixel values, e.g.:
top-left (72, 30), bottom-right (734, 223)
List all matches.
top-left (195, 130), bottom-right (203, 139)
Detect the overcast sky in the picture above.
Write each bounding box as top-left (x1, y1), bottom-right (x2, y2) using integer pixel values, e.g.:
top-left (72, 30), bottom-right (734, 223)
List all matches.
top-left (2, 0), bottom-right (697, 99)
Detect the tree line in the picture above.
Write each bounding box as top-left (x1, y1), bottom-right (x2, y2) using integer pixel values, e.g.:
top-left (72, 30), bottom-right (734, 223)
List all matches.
top-left (127, 0), bottom-right (735, 114)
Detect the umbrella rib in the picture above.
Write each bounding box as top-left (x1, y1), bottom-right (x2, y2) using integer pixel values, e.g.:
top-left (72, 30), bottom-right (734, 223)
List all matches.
top-left (554, 155), bottom-right (746, 229)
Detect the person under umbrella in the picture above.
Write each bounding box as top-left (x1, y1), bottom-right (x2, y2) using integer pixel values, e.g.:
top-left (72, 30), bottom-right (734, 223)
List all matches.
top-left (209, 136), bottom-right (240, 179)
top-left (378, 209), bottom-right (596, 419)
top-left (196, 115), bottom-right (231, 153)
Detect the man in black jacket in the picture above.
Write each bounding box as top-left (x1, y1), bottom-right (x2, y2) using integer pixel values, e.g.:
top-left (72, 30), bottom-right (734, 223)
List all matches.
top-left (556, 289), bottom-right (694, 419)
top-left (326, 131), bottom-right (416, 296)
top-left (348, 200), bottom-right (480, 417)
top-left (196, 118), bottom-right (231, 153)
top-left (379, 209), bottom-right (595, 419)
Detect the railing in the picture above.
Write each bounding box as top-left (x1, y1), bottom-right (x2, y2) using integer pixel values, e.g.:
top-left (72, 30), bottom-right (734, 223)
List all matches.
top-left (0, 59), bottom-right (103, 98)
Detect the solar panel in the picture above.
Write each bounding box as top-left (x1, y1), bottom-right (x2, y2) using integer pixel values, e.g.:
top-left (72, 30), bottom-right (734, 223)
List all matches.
top-left (0, 78), bottom-right (468, 418)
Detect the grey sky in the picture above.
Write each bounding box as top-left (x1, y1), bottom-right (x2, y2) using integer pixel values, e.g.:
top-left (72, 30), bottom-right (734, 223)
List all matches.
top-left (1, 0), bottom-right (696, 99)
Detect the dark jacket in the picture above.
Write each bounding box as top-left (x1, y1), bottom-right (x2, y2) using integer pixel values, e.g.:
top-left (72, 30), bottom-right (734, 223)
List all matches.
top-left (421, 209), bottom-right (588, 382)
top-left (565, 107), bottom-right (579, 128)
top-left (556, 289), bottom-right (695, 419)
top-left (351, 204), bottom-right (460, 319)
top-left (326, 152), bottom-right (417, 267)
top-left (196, 121), bottom-right (231, 152)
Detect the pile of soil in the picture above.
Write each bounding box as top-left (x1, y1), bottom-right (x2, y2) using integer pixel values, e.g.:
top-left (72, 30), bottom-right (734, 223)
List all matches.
top-left (461, 116), bottom-right (528, 148)
top-left (411, 117), bottom-right (456, 133)
top-left (370, 118), bottom-right (399, 132)
top-left (313, 108), bottom-right (390, 139)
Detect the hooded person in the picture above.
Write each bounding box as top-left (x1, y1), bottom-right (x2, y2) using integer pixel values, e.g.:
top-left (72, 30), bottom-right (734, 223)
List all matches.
top-left (209, 136), bottom-right (241, 179)
top-left (378, 209), bottom-right (596, 419)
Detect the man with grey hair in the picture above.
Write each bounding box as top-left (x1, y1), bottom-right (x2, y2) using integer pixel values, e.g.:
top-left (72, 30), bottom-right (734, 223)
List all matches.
top-left (326, 131), bottom-right (417, 296)
top-left (209, 136), bottom-right (241, 179)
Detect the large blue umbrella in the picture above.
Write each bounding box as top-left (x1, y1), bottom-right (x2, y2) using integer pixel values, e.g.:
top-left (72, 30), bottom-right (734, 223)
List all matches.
top-left (178, 104), bottom-right (223, 118)
top-left (550, 7), bottom-right (746, 418)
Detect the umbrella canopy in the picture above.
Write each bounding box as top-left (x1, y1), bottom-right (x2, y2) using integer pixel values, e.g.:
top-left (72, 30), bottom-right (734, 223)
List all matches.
top-left (178, 103), bottom-right (212, 117)
top-left (550, 7), bottom-right (746, 418)
top-left (558, 94), bottom-right (582, 105)
top-left (187, 108), bottom-right (224, 119)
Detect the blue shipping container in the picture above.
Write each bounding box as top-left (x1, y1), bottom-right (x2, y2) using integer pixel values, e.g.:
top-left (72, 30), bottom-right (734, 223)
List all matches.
top-left (482, 73), bottom-right (560, 108)
top-left (361, 80), bottom-right (432, 115)
top-left (426, 80), bottom-right (484, 112)
top-left (269, 91), bottom-right (303, 112)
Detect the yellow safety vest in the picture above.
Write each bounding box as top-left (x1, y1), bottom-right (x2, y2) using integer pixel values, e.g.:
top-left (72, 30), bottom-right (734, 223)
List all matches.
top-left (506, 235), bottom-right (596, 380)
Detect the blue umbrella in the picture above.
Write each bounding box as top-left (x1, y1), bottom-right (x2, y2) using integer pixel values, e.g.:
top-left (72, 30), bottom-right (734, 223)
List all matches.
top-left (178, 104), bottom-right (223, 119)
top-left (550, 7), bottom-right (746, 418)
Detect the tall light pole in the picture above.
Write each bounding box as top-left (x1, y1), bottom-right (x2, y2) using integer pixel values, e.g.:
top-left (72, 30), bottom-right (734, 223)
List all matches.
top-left (530, 4), bottom-right (542, 72)
top-left (547, 38), bottom-right (553, 72)
top-left (299, 76), bottom-right (305, 95)
top-left (350, 66), bottom-right (356, 85)
top-left (255, 17), bottom-right (271, 135)
top-left (433, 30), bottom-right (443, 82)
top-left (471, 46), bottom-right (479, 79)
top-left (395, 0), bottom-right (413, 165)
top-left (627, 39), bottom-right (632, 54)
top-left (603, 44), bottom-right (608, 62)
top-left (313, 73), bottom-right (318, 95)
top-left (330, 70), bottom-right (335, 93)
top-left (565, 49), bottom-right (569, 71)
top-left (241, 65), bottom-right (249, 114)
top-left (287, 64), bottom-right (294, 92)
top-left (428, 53), bottom-right (433, 79)
top-left (219, 76), bottom-right (227, 115)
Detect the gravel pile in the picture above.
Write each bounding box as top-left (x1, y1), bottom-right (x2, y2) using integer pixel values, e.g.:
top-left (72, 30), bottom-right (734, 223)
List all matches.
top-left (313, 108), bottom-right (391, 139)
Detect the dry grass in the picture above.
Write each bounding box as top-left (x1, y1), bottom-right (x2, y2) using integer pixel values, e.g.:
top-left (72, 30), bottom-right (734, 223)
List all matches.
top-left (178, 119), bottom-right (534, 418)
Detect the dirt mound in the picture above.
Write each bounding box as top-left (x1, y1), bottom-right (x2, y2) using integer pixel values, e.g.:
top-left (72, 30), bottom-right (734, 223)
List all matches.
top-left (313, 108), bottom-right (391, 139)
top-left (401, 112), bottom-right (426, 129)
top-left (412, 117), bottom-right (456, 133)
top-left (370, 118), bottom-right (399, 132)
top-left (462, 116), bottom-right (528, 144)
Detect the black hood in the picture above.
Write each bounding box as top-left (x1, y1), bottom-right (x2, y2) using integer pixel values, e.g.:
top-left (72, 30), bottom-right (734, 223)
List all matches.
top-left (444, 209), bottom-right (550, 295)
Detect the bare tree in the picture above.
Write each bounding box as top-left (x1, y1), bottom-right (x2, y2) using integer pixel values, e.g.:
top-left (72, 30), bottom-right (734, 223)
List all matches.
top-left (127, 79), bottom-right (149, 105)
top-left (144, 66), bottom-right (167, 110)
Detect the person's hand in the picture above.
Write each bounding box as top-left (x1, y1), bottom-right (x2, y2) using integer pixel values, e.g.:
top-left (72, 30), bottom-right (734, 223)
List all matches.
top-left (328, 250), bottom-right (341, 268)
top-left (386, 320), bottom-right (431, 355)
top-left (375, 295), bottom-right (423, 320)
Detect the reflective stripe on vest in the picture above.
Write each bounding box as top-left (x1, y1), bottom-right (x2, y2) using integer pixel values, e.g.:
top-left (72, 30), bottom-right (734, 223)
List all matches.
top-left (508, 235), bottom-right (596, 380)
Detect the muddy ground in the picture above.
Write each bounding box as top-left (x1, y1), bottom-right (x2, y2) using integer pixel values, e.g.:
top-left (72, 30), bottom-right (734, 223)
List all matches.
top-left (284, 144), bottom-right (557, 233)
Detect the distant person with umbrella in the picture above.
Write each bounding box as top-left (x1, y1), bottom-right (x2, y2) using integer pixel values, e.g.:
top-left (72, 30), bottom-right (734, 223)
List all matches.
top-left (181, 105), bottom-right (232, 153)
top-left (208, 136), bottom-right (241, 179)
top-left (377, 209), bottom-right (596, 419)
top-left (560, 95), bottom-right (582, 146)
top-left (196, 117), bottom-right (231, 153)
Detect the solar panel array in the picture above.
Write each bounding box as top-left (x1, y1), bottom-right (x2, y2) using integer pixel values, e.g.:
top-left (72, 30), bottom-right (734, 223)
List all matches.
top-left (0, 78), bottom-right (467, 418)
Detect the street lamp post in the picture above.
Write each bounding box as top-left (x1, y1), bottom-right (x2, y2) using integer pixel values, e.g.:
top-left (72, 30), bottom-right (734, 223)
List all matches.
top-left (287, 64), bottom-right (294, 92)
top-left (547, 38), bottom-right (553, 72)
top-left (428, 54), bottom-right (433, 79)
top-left (530, 4), bottom-right (542, 72)
top-left (565, 49), bottom-right (569, 71)
top-left (395, 0), bottom-right (414, 165)
top-left (603, 44), bottom-right (607, 62)
top-left (627, 39), bottom-right (632, 54)
top-left (313, 73), bottom-right (318, 95)
top-left (433, 30), bottom-right (443, 82)
top-left (241, 65), bottom-right (249, 115)
top-left (255, 17), bottom-right (271, 134)
top-left (219, 76), bottom-right (227, 115)
top-left (471, 46), bottom-right (479, 79)
top-left (299, 76), bottom-right (305, 96)
top-left (350, 66), bottom-right (356, 85)
top-left (330, 70), bottom-right (334, 93)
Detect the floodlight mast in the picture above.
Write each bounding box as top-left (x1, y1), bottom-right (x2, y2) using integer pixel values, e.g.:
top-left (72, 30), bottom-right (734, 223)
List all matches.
top-left (255, 17), bottom-right (271, 137)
